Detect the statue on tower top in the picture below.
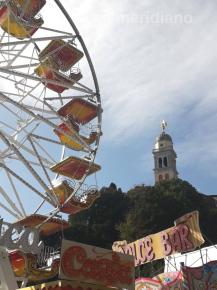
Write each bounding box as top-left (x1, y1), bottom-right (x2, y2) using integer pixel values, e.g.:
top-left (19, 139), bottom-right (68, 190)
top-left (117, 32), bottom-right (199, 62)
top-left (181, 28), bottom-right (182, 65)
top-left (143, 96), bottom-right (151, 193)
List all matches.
top-left (160, 120), bottom-right (167, 133)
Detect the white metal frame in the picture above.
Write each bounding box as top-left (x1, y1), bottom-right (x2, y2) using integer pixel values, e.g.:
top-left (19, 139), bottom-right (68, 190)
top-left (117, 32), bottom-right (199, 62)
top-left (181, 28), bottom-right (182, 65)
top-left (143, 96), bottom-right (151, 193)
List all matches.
top-left (0, 0), bottom-right (102, 226)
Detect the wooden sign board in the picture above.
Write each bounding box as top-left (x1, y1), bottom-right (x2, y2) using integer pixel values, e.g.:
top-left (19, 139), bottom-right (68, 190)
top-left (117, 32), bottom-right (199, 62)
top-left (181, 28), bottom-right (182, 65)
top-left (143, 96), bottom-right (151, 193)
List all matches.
top-left (113, 211), bottom-right (204, 266)
top-left (59, 239), bottom-right (135, 290)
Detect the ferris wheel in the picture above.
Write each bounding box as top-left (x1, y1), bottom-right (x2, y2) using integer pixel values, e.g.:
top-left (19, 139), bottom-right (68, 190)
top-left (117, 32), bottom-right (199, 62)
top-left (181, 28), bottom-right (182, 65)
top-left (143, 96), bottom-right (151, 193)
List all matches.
top-left (0, 0), bottom-right (102, 234)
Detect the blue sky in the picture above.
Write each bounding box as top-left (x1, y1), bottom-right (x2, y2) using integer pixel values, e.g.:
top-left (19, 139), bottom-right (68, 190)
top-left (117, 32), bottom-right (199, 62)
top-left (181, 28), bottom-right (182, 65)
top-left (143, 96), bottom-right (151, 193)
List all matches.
top-left (0, 0), bottom-right (217, 223)
top-left (62, 0), bottom-right (217, 194)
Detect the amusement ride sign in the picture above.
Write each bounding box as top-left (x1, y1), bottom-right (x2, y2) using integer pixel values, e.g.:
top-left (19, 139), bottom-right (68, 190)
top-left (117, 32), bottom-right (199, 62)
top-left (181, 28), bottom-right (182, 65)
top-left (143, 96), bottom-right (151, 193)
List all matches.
top-left (112, 211), bottom-right (204, 266)
top-left (60, 239), bottom-right (135, 290)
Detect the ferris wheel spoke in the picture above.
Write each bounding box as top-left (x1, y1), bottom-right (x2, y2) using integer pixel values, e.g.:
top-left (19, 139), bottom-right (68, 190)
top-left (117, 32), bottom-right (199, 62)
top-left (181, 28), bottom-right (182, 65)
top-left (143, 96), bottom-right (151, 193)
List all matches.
top-left (0, 67), bottom-right (93, 95)
top-left (2, 63), bottom-right (39, 70)
top-left (0, 115), bottom-right (35, 146)
top-left (0, 31), bottom-right (5, 43)
top-left (0, 0), bottom-right (102, 223)
top-left (0, 163), bottom-right (55, 207)
top-left (0, 35), bottom-right (75, 48)
top-left (0, 120), bottom-right (17, 132)
top-left (2, 165), bottom-right (27, 217)
top-left (29, 136), bottom-right (58, 164)
top-left (1, 43), bottom-right (38, 66)
top-left (0, 200), bottom-right (21, 220)
top-left (0, 185), bottom-right (24, 218)
top-left (28, 135), bottom-right (56, 172)
top-left (7, 42), bottom-right (30, 67)
top-left (0, 124), bottom-right (54, 167)
top-left (14, 83), bottom-right (47, 108)
top-left (0, 130), bottom-right (58, 206)
top-left (27, 135), bottom-right (60, 206)
top-left (73, 81), bottom-right (95, 94)
top-left (0, 51), bottom-right (38, 62)
top-left (37, 207), bottom-right (63, 229)
top-left (24, 105), bottom-right (57, 116)
top-left (0, 110), bottom-right (36, 139)
top-left (44, 94), bottom-right (94, 101)
top-left (1, 92), bottom-right (93, 153)
top-left (38, 25), bottom-right (75, 37)
top-left (5, 155), bottom-right (51, 169)
top-left (30, 133), bottom-right (74, 149)
top-left (33, 199), bottom-right (47, 215)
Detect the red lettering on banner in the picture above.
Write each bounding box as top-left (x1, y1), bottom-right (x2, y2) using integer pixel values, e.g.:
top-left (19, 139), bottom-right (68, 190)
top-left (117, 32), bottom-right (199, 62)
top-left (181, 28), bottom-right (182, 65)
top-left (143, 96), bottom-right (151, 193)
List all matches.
top-left (178, 224), bottom-right (193, 251)
top-left (161, 231), bottom-right (172, 256)
top-left (171, 228), bottom-right (182, 252)
top-left (133, 243), bottom-right (138, 262)
top-left (138, 240), bottom-right (147, 265)
top-left (161, 232), bottom-right (172, 256)
top-left (126, 241), bottom-right (147, 266)
top-left (144, 237), bottom-right (155, 261)
top-left (61, 246), bottom-right (133, 285)
top-left (61, 246), bottom-right (86, 277)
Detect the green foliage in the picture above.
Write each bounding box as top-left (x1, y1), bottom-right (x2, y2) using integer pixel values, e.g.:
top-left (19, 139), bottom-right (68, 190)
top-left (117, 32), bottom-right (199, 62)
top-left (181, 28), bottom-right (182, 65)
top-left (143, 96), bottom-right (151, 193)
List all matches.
top-left (64, 183), bottom-right (129, 248)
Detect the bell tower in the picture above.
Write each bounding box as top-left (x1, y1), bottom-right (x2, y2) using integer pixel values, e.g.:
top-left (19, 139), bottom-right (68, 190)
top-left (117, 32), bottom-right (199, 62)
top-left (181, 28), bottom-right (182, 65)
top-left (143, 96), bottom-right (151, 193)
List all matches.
top-left (153, 121), bottom-right (178, 183)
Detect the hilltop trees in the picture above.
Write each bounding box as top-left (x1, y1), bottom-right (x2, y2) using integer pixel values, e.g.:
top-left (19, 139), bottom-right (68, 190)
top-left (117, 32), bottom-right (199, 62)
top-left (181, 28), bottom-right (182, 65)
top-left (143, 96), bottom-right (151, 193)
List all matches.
top-left (66, 179), bottom-right (217, 248)
top-left (119, 179), bottom-right (217, 244)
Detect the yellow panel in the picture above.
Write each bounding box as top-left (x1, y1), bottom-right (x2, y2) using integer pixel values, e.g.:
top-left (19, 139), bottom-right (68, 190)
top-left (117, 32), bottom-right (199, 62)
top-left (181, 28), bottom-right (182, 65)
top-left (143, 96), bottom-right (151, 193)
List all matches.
top-left (51, 180), bottom-right (73, 204)
top-left (0, 12), bottom-right (43, 39)
top-left (54, 123), bottom-right (84, 151)
top-left (54, 123), bottom-right (97, 151)
top-left (1, 17), bottom-right (28, 38)
top-left (58, 133), bottom-right (84, 150)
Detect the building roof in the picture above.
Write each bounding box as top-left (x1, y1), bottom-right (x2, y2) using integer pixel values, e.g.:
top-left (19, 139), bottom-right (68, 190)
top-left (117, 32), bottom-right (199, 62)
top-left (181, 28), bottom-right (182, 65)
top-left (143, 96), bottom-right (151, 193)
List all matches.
top-left (157, 132), bottom-right (172, 142)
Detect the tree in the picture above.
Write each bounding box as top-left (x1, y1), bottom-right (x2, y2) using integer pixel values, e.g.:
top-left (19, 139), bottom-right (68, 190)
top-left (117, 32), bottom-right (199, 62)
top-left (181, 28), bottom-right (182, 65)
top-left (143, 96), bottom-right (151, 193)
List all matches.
top-left (118, 179), bottom-right (217, 244)
top-left (64, 183), bottom-right (129, 248)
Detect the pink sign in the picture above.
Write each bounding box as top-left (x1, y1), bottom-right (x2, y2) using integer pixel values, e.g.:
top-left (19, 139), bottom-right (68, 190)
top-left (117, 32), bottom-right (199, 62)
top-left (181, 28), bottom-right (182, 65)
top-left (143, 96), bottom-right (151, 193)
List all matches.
top-left (135, 271), bottom-right (182, 289)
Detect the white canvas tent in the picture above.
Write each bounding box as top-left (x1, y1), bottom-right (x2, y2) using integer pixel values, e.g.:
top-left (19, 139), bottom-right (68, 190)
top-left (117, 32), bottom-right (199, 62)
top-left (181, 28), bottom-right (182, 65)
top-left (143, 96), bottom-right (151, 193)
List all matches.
top-left (164, 245), bottom-right (217, 272)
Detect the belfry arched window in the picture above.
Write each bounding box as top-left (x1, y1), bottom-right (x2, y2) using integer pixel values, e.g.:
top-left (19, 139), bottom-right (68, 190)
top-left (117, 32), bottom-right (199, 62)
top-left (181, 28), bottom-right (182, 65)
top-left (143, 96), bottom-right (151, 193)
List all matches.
top-left (159, 157), bottom-right (162, 168)
top-left (163, 157), bottom-right (168, 167)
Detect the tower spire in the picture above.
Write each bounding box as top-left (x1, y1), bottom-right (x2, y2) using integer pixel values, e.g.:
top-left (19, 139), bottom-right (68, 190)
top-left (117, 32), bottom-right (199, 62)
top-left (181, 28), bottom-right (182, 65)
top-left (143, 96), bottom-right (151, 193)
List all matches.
top-left (152, 122), bottom-right (178, 183)
top-left (160, 120), bottom-right (167, 133)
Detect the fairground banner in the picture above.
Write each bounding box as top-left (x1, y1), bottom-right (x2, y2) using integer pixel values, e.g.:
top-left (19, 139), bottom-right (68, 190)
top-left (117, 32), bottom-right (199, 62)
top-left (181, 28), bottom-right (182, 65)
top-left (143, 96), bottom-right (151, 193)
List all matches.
top-left (112, 211), bottom-right (204, 266)
top-left (135, 272), bottom-right (182, 290)
top-left (182, 260), bottom-right (217, 289)
top-left (60, 239), bottom-right (135, 290)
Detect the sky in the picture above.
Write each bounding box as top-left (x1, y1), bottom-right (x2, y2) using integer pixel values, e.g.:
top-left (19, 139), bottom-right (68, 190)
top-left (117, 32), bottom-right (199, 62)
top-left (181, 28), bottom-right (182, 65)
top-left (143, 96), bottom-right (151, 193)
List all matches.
top-left (0, 0), bottom-right (217, 224)
top-left (59, 0), bottom-right (217, 195)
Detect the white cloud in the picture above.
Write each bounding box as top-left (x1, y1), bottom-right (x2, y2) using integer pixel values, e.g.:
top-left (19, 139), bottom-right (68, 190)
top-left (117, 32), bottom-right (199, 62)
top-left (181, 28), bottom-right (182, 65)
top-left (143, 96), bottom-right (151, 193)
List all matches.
top-left (62, 0), bottom-right (217, 174)
top-left (66, 1), bottom-right (215, 135)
